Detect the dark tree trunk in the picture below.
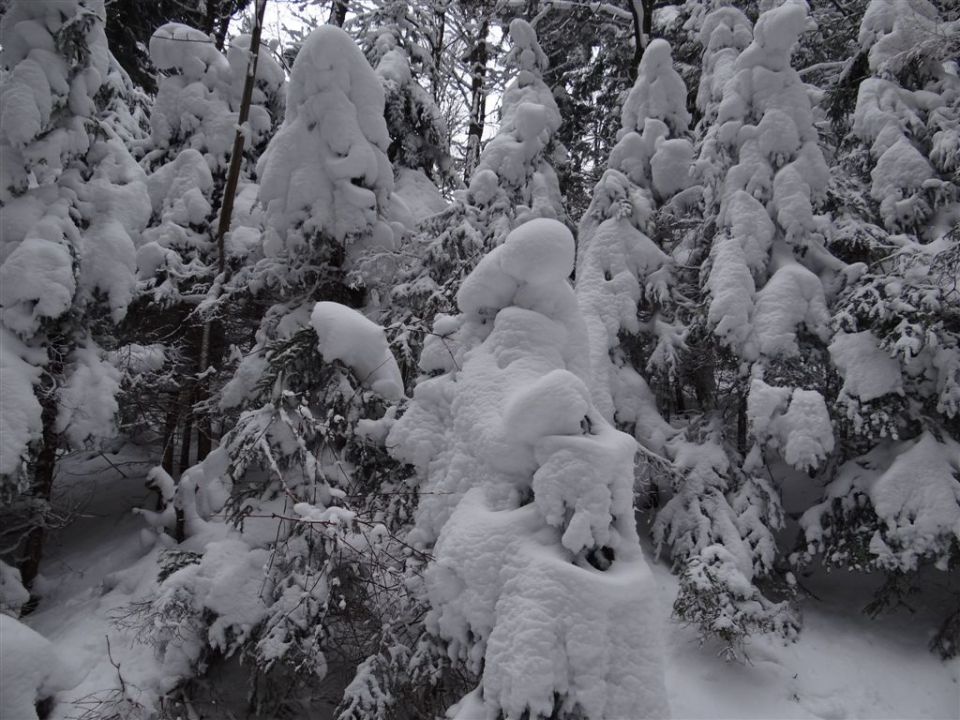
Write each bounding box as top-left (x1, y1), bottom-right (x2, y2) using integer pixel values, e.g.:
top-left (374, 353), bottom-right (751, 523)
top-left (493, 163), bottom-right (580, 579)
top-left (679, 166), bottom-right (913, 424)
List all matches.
top-left (179, 409), bottom-right (194, 475)
top-left (463, 18), bottom-right (490, 183)
top-left (19, 388), bottom-right (61, 589)
top-left (431, 8), bottom-right (446, 105)
top-left (627, 0), bottom-right (657, 80)
top-left (329, 0), bottom-right (348, 27)
top-left (737, 396), bottom-right (748, 454)
top-left (161, 400), bottom-right (178, 475)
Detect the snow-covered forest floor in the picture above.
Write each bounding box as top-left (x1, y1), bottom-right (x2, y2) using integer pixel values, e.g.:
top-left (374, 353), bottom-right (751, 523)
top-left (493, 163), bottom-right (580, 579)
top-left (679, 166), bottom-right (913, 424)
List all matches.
top-left (18, 452), bottom-right (958, 720)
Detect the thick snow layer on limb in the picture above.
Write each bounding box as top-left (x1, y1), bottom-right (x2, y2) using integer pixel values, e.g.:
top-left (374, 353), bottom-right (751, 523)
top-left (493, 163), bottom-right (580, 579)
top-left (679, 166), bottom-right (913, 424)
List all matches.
top-left (753, 262), bottom-right (830, 357)
top-left (505, 19), bottom-right (548, 78)
top-left (1, 0), bottom-right (109, 146)
top-left (310, 302), bottom-right (404, 401)
top-left (696, 7), bottom-right (753, 117)
top-left (721, 190), bottom-right (775, 275)
top-left (0, 233), bottom-right (75, 337)
top-left (829, 331), bottom-right (903, 402)
top-left (0, 327), bottom-right (44, 475)
top-left (747, 379), bottom-right (834, 471)
top-left (258, 25), bottom-right (393, 248)
top-left (859, 0), bottom-right (941, 74)
top-left (0, 614), bottom-right (70, 720)
top-left (54, 342), bottom-right (123, 448)
top-left (707, 234), bottom-right (756, 354)
top-left (78, 136), bottom-right (150, 320)
top-left (150, 23), bottom-right (227, 82)
top-left (802, 432), bottom-right (960, 572)
top-left (393, 168), bottom-right (447, 222)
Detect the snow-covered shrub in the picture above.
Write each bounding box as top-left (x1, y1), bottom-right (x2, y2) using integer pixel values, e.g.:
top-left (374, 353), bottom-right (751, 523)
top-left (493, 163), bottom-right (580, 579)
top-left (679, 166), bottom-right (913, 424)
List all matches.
top-left (385, 218), bottom-right (670, 718)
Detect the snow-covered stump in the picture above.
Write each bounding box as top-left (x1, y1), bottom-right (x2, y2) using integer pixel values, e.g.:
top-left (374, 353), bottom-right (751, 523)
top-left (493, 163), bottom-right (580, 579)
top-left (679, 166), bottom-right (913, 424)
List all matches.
top-left (389, 219), bottom-right (670, 719)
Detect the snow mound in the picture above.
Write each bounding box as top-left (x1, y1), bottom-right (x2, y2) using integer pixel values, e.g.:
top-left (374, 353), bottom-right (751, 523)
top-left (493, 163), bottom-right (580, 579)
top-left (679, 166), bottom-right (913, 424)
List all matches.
top-left (748, 379), bottom-right (834, 471)
top-left (0, 614), bottom-right (70, 720)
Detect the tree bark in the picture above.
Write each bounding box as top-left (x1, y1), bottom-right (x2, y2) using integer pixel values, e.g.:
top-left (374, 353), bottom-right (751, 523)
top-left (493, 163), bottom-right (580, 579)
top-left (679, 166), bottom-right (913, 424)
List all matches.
top-left (18, 395), bottom-right (60, 590)
top-left (329, 0), bottom-right (347, 27)
top-left (463, 18), bottom-right (490, 183)
top-left (431, 7), bottom-right (446, 105)
top-left (627, 0), bottom-right (656, 80)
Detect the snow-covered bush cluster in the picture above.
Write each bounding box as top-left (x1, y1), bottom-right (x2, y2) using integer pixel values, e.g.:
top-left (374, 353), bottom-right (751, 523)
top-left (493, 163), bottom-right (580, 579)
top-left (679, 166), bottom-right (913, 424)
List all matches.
top-left (1, 0), bottom-right (958, 716)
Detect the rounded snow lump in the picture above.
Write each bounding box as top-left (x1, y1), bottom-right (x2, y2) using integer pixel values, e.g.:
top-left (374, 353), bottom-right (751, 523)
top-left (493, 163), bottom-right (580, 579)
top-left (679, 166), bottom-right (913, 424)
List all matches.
top-left (499, 218), bottom-right (574, 285)
top-left (503, 369), bottom-right (592, 443)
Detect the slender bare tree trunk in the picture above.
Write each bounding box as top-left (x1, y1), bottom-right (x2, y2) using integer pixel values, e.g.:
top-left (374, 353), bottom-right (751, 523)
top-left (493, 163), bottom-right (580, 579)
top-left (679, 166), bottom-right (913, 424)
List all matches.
top-left (463, 17), bottom-right (490, 183)
top-left (431, 7), bottom-right (446, 105)
top-left (194, 0), bottom-right (268, 463)
top-left (329, 0), bottom-right (347, 27)
top-left (19, 393), bottom-right (60, 590)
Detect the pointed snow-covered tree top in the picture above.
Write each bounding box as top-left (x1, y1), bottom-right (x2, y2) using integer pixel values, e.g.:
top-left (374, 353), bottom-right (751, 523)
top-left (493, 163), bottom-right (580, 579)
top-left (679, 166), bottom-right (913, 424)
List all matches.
top-left (468, 18), bottom-right (565, 224)
top-left (575, 37), bottom-right (694, 440)
top-left (254, 24), bottom-right (396, 295)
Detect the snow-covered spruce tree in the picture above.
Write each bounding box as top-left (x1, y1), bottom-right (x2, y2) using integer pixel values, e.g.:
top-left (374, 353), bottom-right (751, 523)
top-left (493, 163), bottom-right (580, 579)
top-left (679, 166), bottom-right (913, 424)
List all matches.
top-left (381, 218), bottom-right (670, 719)
top-left (0, 0), bottom-right (151, 588)
top-left (655, 1), bottom-right (863, 655)
top-left (573, 25), bottom-right (786, 656)
top-left (387, 18), bottom-right (566, 385)
top-left (354, 0), bottom-right (451, 185)
top-left (795, 0), bottom-right (960, 657)
top-left (125, 22), bottom-right (285, 473)
top-left (531, 2), bottom-right (642, 219)
top-left (128, 26), bottom-right (417, 712)
top-left (575, 36), bottom-right (699, 442)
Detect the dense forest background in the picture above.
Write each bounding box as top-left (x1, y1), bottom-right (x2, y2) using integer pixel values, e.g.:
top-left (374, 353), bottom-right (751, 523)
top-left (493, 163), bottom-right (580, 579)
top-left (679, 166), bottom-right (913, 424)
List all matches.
top-left (0, 0), bottom-right (958, 718)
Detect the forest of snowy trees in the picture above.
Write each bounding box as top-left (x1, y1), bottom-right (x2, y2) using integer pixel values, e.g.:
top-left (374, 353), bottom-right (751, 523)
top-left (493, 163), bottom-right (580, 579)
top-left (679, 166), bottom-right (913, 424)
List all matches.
top-left (0, 0), bottom-right (958, 718)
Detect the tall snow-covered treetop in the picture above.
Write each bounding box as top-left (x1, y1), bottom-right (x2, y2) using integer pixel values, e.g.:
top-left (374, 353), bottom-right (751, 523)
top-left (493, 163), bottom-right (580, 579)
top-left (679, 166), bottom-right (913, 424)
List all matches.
top-left (255, 23), bottom-right (396, 294)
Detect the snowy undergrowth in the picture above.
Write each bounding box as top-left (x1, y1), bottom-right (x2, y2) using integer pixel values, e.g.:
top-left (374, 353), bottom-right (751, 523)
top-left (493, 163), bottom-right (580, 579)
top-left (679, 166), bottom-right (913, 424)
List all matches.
top-left (15, 456), bottom-right (959, 720)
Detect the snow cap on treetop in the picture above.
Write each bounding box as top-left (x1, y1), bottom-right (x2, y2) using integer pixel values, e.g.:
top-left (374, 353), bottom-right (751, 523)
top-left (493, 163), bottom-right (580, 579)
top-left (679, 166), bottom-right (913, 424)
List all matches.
top-left (506, 18), bottom-right (548, 79)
